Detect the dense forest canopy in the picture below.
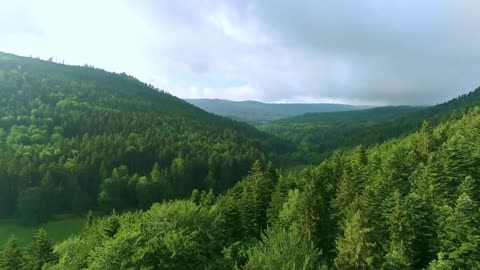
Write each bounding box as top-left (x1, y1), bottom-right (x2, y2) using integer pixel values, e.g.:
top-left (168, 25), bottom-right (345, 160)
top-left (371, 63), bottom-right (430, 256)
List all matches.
top-left (258, 106), bottom-right (424, 161)
top-left (8, 99), bottom-right (480, 270)
top-left (0, 52), bottom-right (292, 224)
top-left (1, 52), bottom-right (480, 270)
top-left (259, 87), bottom-right (480, 164)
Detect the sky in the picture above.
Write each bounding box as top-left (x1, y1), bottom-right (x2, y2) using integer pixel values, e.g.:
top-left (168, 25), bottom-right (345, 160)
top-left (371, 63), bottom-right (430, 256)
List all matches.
top-left (1, 0), bottom-right (480, 105)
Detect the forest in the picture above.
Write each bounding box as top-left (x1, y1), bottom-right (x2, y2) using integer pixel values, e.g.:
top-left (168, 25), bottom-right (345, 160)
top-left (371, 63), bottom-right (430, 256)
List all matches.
top-left (0, 52), bottom-right (292, 225)
top-left (1, 53), bottom-right (480, 269)
top-left (186, 99), bottom-right (366, 125)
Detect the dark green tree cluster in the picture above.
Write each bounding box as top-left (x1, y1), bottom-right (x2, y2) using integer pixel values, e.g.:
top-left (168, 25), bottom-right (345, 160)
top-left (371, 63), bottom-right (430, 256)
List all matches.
top-left (0, 53), bottom-right (292, 224)
top-left (12, 105), bottom-right (479, 269)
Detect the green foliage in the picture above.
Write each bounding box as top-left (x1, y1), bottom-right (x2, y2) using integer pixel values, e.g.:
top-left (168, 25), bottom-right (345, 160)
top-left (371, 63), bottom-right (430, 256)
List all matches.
top-left (20, 105), bottom-right (480, 269)
top-left (261, 86), bottom-right (480, 164)
top-left (259, 106), bottom-right (424, 163)
top-left (430, 193), bottom-right (480, 269)
top-left (243, 228), bottom-right (326, 270)
top-left (0, 52), bottom-right (291, 221)
top-left (23, 229), bottom-right (57, 270)
top-left (88, 201), bottom-right (227, 270)
top-left (0, 236), bottom-right (23, 270)
top-left (4, 52), bottom-right (480, 269)
top-left (334, 208), bottom-right (376, 269)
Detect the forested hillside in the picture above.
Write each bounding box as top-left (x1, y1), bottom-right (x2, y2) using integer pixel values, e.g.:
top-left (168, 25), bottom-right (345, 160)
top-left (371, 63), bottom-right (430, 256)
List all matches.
top-left (0, 52), bottom-right (292, 224)
top-left (259, 106), bottom-right (424, 162)
top-left (186, 98), bottom-right (367, 124)
top-left (2, 52), bottom-right (480, 270)
top-left (11, 102), bottom-right (480, 269)
top-left (260, 88), bottom-right (480, 164)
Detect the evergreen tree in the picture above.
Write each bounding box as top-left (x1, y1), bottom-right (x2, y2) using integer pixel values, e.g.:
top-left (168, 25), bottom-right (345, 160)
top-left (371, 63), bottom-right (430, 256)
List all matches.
top-left (103, 210), bottom-right (120, 238)
top-left (382, 191), bottom-right (413, 270)
top-left (240, 185), bottom-right (259, 238)
top-left (203, 170), bottom-right (216, 191)
top-left (334, 146), bottom-right (367, 221)
top-left (402, 192), bottom-right (437, 269)
top-left (242, 160), bottom-right (275, 235)
top-left (190, 189), bottom-right (201, 205)
top-left (199, 189), bottom-right (215, 206)
top-left (0, 236), bottom-right (23, 270)
top-left (417, 121), bottom-right (435, 159)
top-left (244, 228), bottom-right (326, 270)
top-left (431, 193), bottom-right (480, 269)
top-left (334, 208), bottom-right (376, 270)
top-left (457, 175), bottom-right (479, 202)
top-left (266, 175), bottom-right (290, 226)
top-left (23, 229), bottom-right (57, 270)
top-left (382, 240), bottom-right (411, 270)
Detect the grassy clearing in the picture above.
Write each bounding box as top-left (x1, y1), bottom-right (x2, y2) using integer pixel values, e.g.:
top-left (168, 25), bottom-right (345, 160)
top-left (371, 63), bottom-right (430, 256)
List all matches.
top-left (0, 215), bottom-right (85, 247)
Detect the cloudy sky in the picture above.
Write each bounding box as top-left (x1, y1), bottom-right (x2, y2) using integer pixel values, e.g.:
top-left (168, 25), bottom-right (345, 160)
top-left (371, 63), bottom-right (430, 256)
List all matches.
top-left (1, 0), bottom-right (480, 105)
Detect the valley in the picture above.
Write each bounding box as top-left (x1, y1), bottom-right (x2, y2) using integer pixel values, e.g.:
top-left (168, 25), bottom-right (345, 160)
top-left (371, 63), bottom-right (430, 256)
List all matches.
top-left (1, 53), bottom-right (480, 269)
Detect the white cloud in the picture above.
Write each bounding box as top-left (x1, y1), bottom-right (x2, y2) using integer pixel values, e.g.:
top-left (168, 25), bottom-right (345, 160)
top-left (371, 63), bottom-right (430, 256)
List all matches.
top-left (1, 0), bottom-right (480, 105)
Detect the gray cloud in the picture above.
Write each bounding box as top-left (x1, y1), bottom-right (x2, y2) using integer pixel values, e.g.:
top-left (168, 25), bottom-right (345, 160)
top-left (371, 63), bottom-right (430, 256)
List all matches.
top-left (1, 0), bottom-right (480, 105)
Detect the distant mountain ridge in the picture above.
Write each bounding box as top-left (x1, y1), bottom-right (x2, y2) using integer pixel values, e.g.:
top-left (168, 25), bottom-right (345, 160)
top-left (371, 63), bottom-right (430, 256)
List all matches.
top-left (259, 85), bottom-right (480, 164)
top-left (186, 98), bottom-right (370, 124)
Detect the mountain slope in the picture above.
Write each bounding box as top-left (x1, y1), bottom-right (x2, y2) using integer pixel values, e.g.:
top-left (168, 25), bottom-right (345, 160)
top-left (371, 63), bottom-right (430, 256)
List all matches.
top-left (0, 52), bottom-right (292, 223)
top-left (258, 106), bottom-right (424, 162)
top-left (186, 98), bottom-right (369, 124)
top-left (260, 86), bottom-right (480, 163)
top-left (40, 101), bottom-right (480, 270)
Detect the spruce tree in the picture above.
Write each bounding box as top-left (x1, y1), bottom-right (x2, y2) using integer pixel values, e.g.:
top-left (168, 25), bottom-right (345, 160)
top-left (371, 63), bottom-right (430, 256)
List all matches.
top-left (266, 175), bottom-right (290, 226)
top-left (431, 193), bottom-right (480, 269)
top-left (382, 191), bottom-right (413, 270)
top-left (23, 229), bottom-right (57, 270)
top-left (103, 210), bottom-right (121, 238)
top-left (0, 236), bottom-right (23, 270)
top-left (402, 192), bottom-right (437, 269)
top-left (334, 208), bottom-right (376, 270)
top-left (244, 228), bottom-right (326, 270)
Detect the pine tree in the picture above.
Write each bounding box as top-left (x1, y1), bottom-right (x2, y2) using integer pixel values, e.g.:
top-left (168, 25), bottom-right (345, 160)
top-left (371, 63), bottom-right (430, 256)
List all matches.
top-left (334, 146), bottom-right (367, 221)
top-left (0, 236), bottom-right (23, 270)
top-left (199, 189), bottom-right (215, 206)
top-left (334, 208), bottom-right (376, 270)
top-left (265, 161), bottom-right (279, 186)
top-left (382, 191), bottom-right (413, 269)
top-left (240, 185), bottom-right (259, 238)
top-left (190, 189), bottom-right (200, 205)
top-left (220, 191), bottom-right (244, 241)
top-left (382, 241), bottom-right (411, 270)
top-left (103, 210), bottom-right (120, 238)
top-left (395, 192), bottom-right (437, 269)
top-left (23, 229), bottom-right (57, 270)
top-left (82, 210), bottom-right (95, 233)
top-left (244, 228), bottom-right (326, 270)
top-left (418, 121), bottom-right (435, 159)
top-left (431, 193), bottom-right (480, 269)
top-left (457, 176), bottom-right (479, 202)
top-left (266, 175), bottom-right (290, 226)
top-left (203, 170), bottom-right (216, 191)
top-left (244, 160), bottom-right (274, 234)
